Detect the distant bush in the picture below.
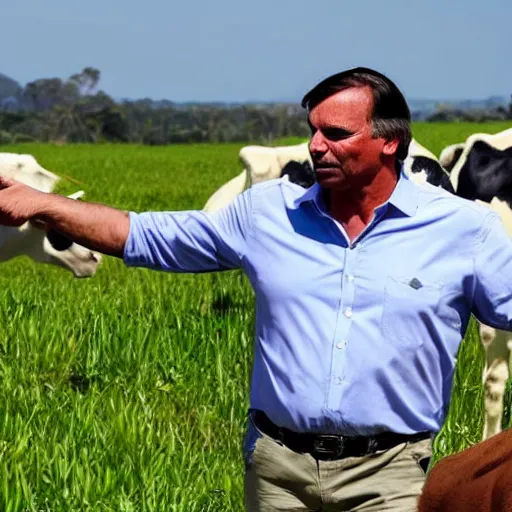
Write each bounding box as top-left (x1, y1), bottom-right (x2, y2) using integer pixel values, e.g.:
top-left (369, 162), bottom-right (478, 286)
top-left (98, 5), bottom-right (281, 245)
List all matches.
top-left (12, 133), bottom-right (36, 143)
top-left (426, 107), bottom-right (510, 123)
top-left (0, 130), bottom-right (12, 144)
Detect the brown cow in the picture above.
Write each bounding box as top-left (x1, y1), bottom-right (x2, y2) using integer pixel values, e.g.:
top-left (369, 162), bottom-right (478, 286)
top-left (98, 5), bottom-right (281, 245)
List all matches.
top-left (418, 428), bottom-right (512, 511)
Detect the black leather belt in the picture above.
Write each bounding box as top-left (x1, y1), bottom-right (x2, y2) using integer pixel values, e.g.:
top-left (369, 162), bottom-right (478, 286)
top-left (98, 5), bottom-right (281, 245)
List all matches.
top-left (251, 410), bottom-right (432, 461)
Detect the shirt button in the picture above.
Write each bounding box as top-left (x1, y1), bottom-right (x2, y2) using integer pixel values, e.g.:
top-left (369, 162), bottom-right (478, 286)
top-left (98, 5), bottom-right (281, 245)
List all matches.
top-left (334, 377), bottom-right (344, 385)
top-left (346, 274), bottom-right (354, 282)
top-left (344, 307), bottom-right (353, 318)
top-left (336, 340), bottom-right (346, 349)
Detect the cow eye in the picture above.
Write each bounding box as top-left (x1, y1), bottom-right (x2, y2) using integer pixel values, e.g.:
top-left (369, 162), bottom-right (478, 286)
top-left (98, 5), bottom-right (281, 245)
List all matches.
top-left (46, 230), bottom-right (73, 251)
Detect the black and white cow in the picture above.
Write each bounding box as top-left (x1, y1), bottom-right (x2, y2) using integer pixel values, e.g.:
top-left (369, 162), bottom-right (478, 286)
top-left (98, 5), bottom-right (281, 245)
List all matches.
top-left (449, 128), bottom-right (512, 205)
top-left (403, 139), bottom-right (454, 192)
top-left (441, 128), bottom-right (512, 440)
top-left (203, 136), bottom-right (512, 440)
top-left (475, 197), bottom-right (512, 440)
top-left (203, 139), bottom-right (453, 212)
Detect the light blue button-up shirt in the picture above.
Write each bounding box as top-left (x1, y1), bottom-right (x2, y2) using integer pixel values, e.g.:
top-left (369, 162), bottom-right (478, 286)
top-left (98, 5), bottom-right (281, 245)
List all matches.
top-left (124, 172), bottom-right (512, 436)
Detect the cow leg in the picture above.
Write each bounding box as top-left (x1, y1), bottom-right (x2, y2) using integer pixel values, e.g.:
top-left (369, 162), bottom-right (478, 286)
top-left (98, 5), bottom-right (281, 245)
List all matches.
top-left (480, 323), bottom-right (510, 440)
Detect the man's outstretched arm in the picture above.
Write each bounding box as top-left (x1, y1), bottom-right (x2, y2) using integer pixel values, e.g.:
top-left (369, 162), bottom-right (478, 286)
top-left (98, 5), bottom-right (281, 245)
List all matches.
top-left (0, 175), bottom-right (251, 271)
top-left (0, 176), bottom-right (129, 257)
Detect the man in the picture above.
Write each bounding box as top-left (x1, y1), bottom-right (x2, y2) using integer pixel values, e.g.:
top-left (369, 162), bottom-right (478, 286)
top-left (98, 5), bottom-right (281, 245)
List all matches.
top-left (0, 67), bottom-right (511, 511)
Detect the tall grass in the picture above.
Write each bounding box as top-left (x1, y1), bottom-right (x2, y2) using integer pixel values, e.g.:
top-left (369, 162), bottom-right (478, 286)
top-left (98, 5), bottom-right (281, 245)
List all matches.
top-left (0, 121), bottom-right (510, 510)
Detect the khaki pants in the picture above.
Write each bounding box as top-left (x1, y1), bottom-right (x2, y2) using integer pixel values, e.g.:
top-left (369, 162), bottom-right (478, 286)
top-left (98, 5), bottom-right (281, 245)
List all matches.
top-left (244, 421), bottom-right (432, 512)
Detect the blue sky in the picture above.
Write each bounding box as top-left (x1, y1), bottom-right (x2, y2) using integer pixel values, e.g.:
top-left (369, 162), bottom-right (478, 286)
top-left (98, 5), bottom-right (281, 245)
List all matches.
top-left (2, 0), bottom-right (511, 103)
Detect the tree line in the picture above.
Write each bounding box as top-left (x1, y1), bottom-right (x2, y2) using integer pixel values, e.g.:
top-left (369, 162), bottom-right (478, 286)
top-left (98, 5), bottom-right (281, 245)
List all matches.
top-left (0, 68), bottom-right (511, 146)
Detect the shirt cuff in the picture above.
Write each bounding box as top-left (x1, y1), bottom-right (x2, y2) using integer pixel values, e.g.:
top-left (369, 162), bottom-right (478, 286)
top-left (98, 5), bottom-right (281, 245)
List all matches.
top-left (123, 211), bottom-right (143, 267)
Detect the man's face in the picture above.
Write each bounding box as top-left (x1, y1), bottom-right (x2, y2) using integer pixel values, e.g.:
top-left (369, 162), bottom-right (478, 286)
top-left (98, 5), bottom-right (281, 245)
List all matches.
top-left (307, 86), bottom-right (396, 191)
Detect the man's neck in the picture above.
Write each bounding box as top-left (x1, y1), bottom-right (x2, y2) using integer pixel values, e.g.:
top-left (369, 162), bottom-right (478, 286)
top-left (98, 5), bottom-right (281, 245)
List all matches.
top-left (326, 167), bottom-right (398, 243)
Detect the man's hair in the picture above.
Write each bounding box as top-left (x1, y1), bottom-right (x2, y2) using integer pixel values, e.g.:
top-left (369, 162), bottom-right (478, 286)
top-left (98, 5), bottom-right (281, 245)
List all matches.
top-left (301, 67), bottom-right (412, 161)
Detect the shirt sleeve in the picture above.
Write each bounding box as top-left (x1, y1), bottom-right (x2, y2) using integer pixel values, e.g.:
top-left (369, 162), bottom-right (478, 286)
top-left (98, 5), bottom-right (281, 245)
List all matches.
top-left (123, 188), bottom-right (252, 272)
top-left (472, 211), bottom-right (512, 330)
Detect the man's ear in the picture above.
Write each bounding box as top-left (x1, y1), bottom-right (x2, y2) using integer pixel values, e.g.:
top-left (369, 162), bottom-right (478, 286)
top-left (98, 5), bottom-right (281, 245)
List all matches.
top-left (382, 138), bottom-right (400, 156)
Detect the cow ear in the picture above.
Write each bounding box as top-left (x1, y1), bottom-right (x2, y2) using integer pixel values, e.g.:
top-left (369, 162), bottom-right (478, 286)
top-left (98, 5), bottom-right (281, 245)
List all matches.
top-left (67, 190), bottom-right (85, 200)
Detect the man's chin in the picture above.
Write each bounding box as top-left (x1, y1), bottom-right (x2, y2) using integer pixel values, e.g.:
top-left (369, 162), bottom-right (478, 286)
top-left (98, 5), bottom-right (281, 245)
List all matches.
top-left (315, 173), bottom-right (348, 190)
top-left (314, 167), bottom-right (345, 181)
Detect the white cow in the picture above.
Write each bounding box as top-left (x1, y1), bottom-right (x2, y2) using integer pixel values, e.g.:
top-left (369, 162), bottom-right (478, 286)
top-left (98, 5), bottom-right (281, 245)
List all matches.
top-left (202, 170), bottom-right (249, 214)
top-left (203, 139), bottom-right (453, 212)
top-left (203, 142), bottom-right (313, 213)
top-left (0, 153), bottom-right (101, 277)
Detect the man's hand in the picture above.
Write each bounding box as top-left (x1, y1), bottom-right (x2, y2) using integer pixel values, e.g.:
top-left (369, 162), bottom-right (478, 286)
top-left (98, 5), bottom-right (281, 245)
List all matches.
top-left (0, 175), bottom-right (48, 227)
top-left (0, 174), bottom-right (130, 257)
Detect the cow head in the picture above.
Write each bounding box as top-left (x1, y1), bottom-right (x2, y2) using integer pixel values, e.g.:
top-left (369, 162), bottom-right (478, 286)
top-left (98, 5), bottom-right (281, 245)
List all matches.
top-left (25, 191), bottom-right (101, 277)
top-left (403, 140), bottom-right (454, 193)
top-left (0, 153), bottom-right (61, 192)
top-left (439, 143), bottom-right (465, 174)
top-left (409, 155), bottom-right (455, 193)
top-left (0, 154), bottom-right (101, 277)
top-left (239, 142), bottom-right (312, 186)
top-left (203, 142), bottom-right (314, 213)
top-left (456, 141), bottom-right (512, 204)
top-left (279, 160), bottom-right (316, 189)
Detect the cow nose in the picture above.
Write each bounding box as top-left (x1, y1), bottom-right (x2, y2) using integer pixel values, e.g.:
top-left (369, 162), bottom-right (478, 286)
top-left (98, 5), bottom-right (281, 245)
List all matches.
top-left (90, 252), bottom-right (101, 263)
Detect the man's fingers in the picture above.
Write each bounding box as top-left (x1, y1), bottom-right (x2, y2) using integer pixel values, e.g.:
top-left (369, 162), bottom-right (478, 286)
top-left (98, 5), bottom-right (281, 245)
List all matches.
top-left (0, 175), bottom-right (16, 190)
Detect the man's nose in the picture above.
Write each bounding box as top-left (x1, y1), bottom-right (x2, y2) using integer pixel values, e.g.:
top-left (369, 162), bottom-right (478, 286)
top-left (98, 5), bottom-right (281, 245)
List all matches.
top-left (309, 131), bottom-right (328, 157)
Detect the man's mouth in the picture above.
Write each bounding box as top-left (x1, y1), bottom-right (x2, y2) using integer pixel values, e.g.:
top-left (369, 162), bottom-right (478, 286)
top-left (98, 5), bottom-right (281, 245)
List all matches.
top-left (313, 161), bottom-right (338, 170)
top-left (314, 166), bottom-right (339, 175)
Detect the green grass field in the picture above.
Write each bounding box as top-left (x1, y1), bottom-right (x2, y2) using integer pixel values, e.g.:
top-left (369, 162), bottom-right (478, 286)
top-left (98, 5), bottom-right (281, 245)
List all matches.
top-left (0, 121), bottom-right (511, 511)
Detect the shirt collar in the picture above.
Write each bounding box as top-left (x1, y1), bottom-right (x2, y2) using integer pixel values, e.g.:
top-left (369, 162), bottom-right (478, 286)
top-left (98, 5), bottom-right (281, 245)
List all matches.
top-left (387, 168), bottom-right (419, 217)
top-left (291, 182), bottom-right (324, 210)
top-left (291, 166), bottom-right (418, 217)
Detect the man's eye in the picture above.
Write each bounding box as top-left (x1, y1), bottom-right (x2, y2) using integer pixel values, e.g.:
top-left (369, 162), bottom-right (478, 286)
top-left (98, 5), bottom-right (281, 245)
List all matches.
top-left (324, 129), bottom-right (352, 141)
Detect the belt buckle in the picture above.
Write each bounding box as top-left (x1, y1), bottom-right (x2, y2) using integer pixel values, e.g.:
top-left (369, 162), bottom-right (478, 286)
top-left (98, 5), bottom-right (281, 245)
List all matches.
top-left (313, 435), bottom-right (344, 458)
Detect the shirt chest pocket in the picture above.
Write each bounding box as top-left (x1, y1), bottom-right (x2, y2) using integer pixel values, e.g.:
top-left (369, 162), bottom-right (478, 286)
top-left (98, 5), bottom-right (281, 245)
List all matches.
top-left (381, 275), bottom-right (443, 350)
